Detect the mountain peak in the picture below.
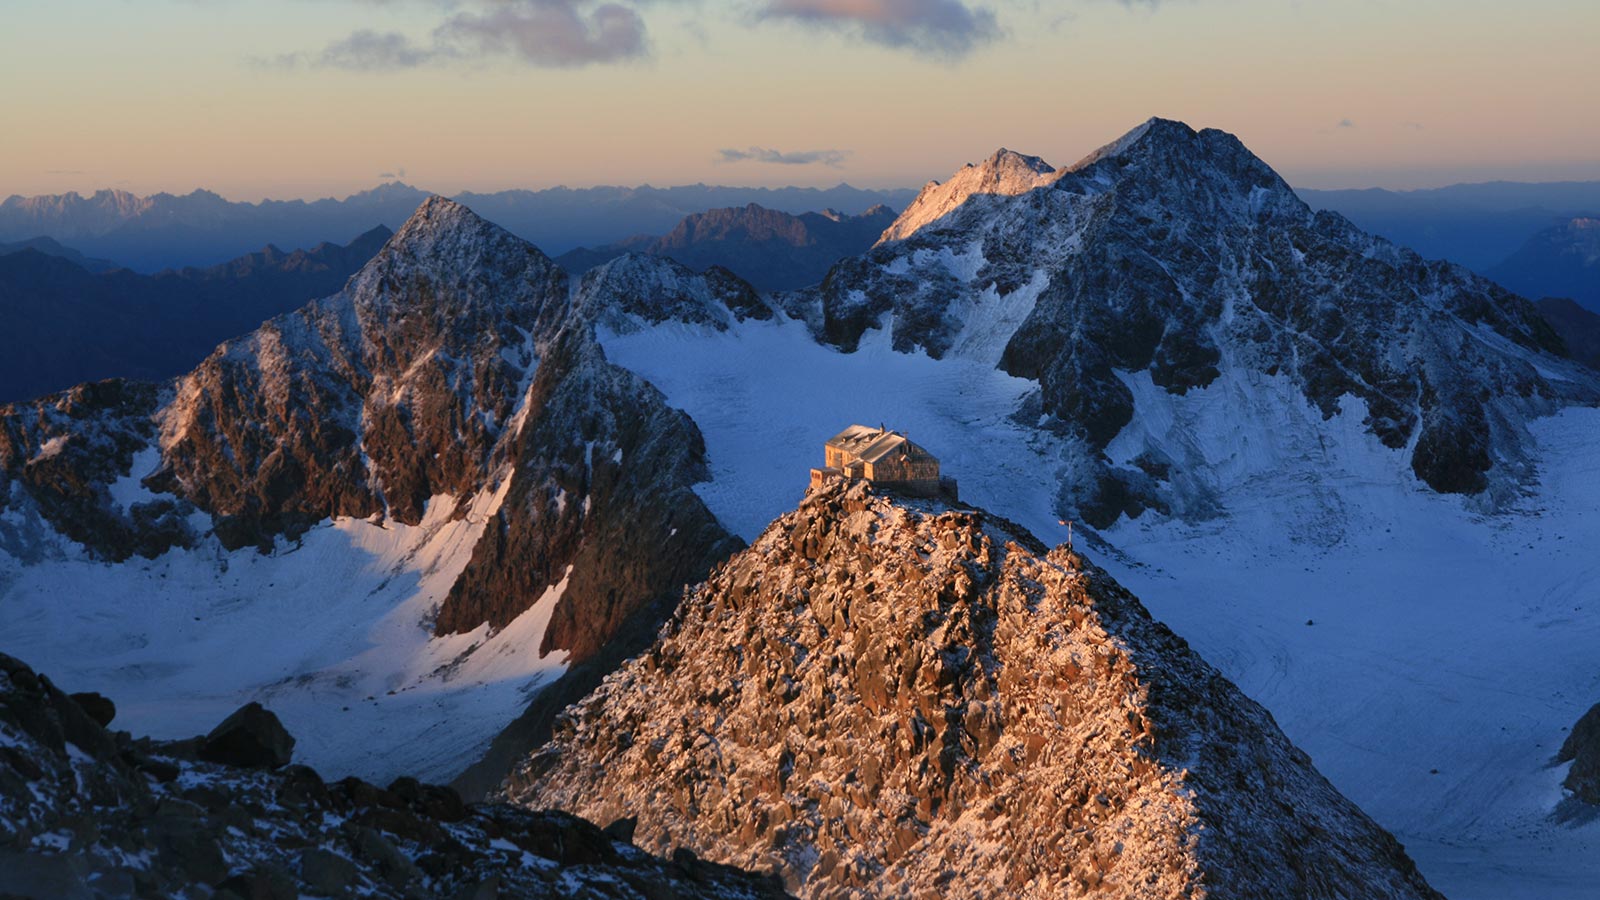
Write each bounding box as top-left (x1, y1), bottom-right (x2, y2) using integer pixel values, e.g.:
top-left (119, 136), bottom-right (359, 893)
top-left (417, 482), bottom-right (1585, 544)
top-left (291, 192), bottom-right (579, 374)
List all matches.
top-left (507, 482), bottom-right (1446, 899)
top-left (382, 195), bottom-right (516, 259)
top-left (1068, 116), bottom-right (1198, 171)
top-left (977, 146), bottom-right (1056, 177)
top-left (878, 147), bottom-right (1058, 243)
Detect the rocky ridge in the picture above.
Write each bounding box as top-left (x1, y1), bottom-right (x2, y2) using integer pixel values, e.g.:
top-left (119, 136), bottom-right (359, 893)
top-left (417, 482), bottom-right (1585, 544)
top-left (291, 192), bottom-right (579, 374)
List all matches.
top-left (504, 482), bottom-right (1444, 899)
top-left (0, 651), bottom-right (791, 899)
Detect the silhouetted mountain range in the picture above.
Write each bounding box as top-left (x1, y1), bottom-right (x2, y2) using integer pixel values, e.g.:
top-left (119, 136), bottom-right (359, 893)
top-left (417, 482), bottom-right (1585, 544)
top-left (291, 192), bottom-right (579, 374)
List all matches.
top-left (0, 235), bottom-right (119, 273)
top-left (0, 226), bottom-right (391, 403)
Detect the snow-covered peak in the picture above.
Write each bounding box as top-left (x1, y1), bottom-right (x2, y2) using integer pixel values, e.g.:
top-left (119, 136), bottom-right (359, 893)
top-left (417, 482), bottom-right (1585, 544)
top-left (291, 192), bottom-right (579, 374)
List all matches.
top-left (877, 148), bottom-right (1058, 244)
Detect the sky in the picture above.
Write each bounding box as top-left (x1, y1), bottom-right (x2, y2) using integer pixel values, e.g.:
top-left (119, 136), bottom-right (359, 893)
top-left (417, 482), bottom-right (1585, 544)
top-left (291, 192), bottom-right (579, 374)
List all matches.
top-left (3, 0), bottom-right (1599, 200)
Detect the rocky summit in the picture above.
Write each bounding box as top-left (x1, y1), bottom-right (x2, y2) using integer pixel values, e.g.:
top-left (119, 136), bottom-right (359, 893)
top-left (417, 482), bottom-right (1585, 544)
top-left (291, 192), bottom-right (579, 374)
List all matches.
top-left (503, 482), bottom-right (1444, 899)
top-left (0, 651), bottom-right (792, 900)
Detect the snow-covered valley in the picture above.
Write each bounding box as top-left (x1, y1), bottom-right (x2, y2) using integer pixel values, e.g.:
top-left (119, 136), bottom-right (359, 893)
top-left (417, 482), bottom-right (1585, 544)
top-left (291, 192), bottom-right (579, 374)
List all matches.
top-left (603, 313), bottom-right (1600, 900)
top-left (0, 469), bottom-right (571, 784)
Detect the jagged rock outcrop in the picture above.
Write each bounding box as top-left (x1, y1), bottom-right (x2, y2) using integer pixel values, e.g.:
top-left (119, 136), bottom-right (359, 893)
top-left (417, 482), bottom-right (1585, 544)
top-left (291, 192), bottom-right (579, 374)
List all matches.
top-left (0, 379), bottom-right (194, 563)
top-left (1560, 702), bottom-right (1600, 804)
top-left (805, 118), bottom-right (1598, 523)
top-left (504, 482), bottom-right (1444, 899)
top-left (0, 652), bottom-right (792, 899)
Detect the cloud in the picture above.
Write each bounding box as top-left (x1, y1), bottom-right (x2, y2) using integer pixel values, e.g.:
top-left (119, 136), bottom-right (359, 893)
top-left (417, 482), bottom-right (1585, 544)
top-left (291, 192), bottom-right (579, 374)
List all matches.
top-left (1338, 118), bottom-right (1356, 128)
top-left (378, 167), bottom-right (408, 179)
top-left (758, 0), bottom-right (1000, 58)
top-left (437, 1), bottom-right (649, 66)
top-left (268, 1), bottom-right (650, 71)
top-left (717, 146), bottom-right (851, 167)
top-left (318, 29), bottom-right (436, 70)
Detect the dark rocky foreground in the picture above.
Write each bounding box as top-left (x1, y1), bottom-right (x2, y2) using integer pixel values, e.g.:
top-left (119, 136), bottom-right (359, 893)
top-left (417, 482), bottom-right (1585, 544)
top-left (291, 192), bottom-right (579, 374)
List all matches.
top-left (0, 652), bottom-right (792, 899)
top-left (504, 482), bottom-right (1445, 899)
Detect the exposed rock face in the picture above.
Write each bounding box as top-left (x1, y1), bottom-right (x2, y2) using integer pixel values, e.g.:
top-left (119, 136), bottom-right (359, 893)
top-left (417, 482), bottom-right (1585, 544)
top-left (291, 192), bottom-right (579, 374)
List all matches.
top-left (0, 652), bottom-right (792, 899)
top-left (432, 328), bottom-right (744, 657)
top-left (504, 483), bottom-right (1444, 899)
top-left (151, 196), bottom-right (564, 545)
top-left (0, 378), bottom-right (194, 563)
top-left (807, 118), bottom-right (1597, 523)
top-left (1559, 702), bottom-right (1600, 804)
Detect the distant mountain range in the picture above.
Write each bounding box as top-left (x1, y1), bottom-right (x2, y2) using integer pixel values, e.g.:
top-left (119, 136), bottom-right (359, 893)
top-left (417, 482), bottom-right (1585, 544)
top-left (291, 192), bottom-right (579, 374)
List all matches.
top-left (0, 182), bottom-right (917, 273)
top-left (0, 235), bottom-right (119, 273)
top-left (1488, 217), bottom-right (1600, 312)
top-left (556, 203), bottom-right (898, 291)
top-left (1537, 297), bottom-right (1600, 369)
top-left (1299, 181), bottom-right (1600, 273)
top-left (0, 226), bottom-right (391, 403)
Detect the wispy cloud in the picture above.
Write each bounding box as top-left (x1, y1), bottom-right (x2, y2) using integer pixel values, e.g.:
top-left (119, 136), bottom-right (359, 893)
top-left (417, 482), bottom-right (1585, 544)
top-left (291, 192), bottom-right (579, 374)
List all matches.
top-left (1338, 118), bottom-right (1356, 128)
top-left (265, 0), bottom-right (650, 71)
top-left (757, 0), bottom-right (1000, 59)
top-left (717, 146), bottom-right (851, 167)
top-left (436, 1), bottom-right (649, 67)
top-left (320, 29), bottom-right (436, 70)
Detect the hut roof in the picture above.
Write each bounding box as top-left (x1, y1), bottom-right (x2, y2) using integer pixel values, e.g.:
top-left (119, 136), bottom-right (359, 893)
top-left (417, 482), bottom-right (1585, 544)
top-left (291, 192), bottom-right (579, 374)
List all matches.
top-left (825, 424), bottom-right (936, 465)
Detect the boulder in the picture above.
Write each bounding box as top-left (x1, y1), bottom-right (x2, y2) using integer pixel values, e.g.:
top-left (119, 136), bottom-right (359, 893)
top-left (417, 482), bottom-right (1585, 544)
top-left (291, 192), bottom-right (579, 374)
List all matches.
top-left (69, 691), bottom-right (116, 727)
top-left (199, 702), bottom-right (295, 769)
top-left (1559, 702), bottom-right (1600, 804)
top-left (299, 847), bottom-right (358, 896)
